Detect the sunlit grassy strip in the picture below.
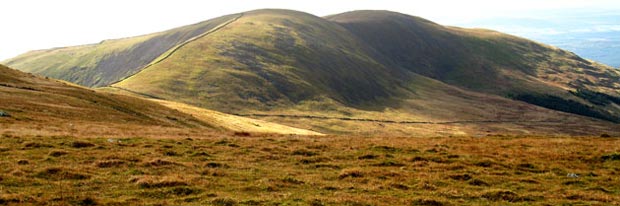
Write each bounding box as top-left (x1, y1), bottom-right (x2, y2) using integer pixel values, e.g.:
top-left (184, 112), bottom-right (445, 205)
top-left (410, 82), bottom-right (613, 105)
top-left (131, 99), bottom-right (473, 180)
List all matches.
top-left (109, 13), bottom-right (244, 87)
top-left (1, 134), bottom-right (618, 205)
top-left (147, 14), bottom-right (244, 67)
top-left (152, 99), bottom-right (324, 136)
top-left (94, 86), bottom-right (323, 136)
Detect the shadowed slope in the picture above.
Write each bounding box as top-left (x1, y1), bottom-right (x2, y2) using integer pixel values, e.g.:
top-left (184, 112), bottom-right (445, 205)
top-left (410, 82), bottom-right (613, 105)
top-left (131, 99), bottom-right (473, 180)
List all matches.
top-left (3, 14), bottom-right (240, 87)
top-left (109, 10), bottom-right (620, 136)
top-left (114, 9), bottom-right (407, 111)
top-left (1, 64), bottom-right (322, 136)
top-left (328, 10), bottom-right (620, 122)
top-left (5, 9), bottom-right (620, 135)
top-left (328, 10), bottom-right (620, 93)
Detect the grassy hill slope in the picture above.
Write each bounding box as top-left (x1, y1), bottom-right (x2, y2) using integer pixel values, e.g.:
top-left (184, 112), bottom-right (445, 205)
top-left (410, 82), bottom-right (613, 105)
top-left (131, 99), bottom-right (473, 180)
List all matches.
top-left (328, 10), bottom-right (620, 122)
top-left (0, 64), bottom-right (213, 137)
top-left (4, 9), bottom-right (620, 135)
top-left (2, 14), bottom-right (240, 87)
top-left (0, 64), bottom-right (320, 136)
top-left (328, 10), bottom-right (620, 94)
top-left (114, 9), bottom-right (406, 112)
top-left (111, 10), bottom-right (620, 136)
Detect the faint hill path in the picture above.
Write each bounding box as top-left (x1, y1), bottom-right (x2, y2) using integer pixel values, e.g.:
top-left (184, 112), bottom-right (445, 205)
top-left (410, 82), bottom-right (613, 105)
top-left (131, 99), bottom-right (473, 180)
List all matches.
top-left (233, 114), bottom-right (564, 125)
top-left (99, 87), bottom-right (323, 136)
top-left (142, 13), bottom-right (245, 69)
top-left (107, 85), bottom-right (564, 126)
top-left (110, 13), bottom-right (245, 85)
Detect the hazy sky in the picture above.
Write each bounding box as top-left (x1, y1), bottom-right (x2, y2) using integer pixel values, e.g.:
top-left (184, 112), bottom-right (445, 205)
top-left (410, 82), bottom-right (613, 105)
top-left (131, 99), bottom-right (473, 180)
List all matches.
top-left (1, 0), bottom-right (619, 60)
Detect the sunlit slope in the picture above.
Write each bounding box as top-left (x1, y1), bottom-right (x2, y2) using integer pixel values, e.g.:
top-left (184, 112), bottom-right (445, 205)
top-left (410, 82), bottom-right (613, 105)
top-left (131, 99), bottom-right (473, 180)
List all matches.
top-left (114, 9), bottom-right (406, 112)
top-left (1, 63), bottom-right (323, 136)
top-left (153, 99), bottom-right (323, 135)
top-left (109, 10), bottom-right (620, 136)
top-left (113, 10), bottom-right (618, 116)
top-left (3, 14), bottom-right (239, 87)
top-left (0, 64), bottom-right (215, 136)
top-left (5, 9), bottom-right (620, 135)
top-left (97, 86), bottom-right (323, 135)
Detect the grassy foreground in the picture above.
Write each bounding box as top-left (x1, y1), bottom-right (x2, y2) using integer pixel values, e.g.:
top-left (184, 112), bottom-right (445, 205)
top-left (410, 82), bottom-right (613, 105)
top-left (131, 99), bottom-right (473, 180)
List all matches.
top-left (1, 133), bottom-right (619, 205)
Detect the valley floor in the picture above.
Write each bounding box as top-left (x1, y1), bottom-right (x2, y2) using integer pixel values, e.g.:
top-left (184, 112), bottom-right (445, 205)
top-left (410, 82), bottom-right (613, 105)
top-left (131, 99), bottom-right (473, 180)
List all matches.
top-left (1, 133), bottom-right (619, 205)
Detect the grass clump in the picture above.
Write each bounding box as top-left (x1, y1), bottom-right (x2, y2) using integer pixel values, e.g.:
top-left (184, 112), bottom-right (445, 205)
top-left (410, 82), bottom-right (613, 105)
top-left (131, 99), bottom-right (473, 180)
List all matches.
top-left (411, 198), bottom-right (445, 206)
top-left (601, 153), bottom-right (620, 161)
top-left (35, 167), bottom-right (90, 180)
top-left (211, 197), bottom-right (237, 206)
top-left (292, 149), bottom-right (318, 156)
top-left (74, 197), bottom-right (97, 206)
top-left (373, 160), bottom-right (405, 167)
top-left (473, 160), bottom-right (494, 167)
top-left (71, 141), bottom-right (95, 148)
top-left (468, 179), bottom-right (490, 186)
top-left (23, 142), bottom-right (53, 148)
top-left (205, 162), bottom-right (227, 168)
top-left (132, 176), bottom-right (188, 188)
top-left (358, 154), bottom-right (379, 160)
top-left (481, 189), bottom-right (521, 202)
top-left (339, 168), bottom-right (364, 179)
top-left (49, 150), bottom-right (69, 157)
top-left (233, 131), bottom-right (251, 137)
top-left (449, 174), bottom-right (472, 181)
top-left (3, 135), bottom-right (620, 205)
top-left (163, 150), bottom-right (179, 156)
top-left (143, 159), bottom-right (178, 167)
top-left (94, 160), bottom-right (125, 168)
top-left (371, 145), bottom-right (401, 153)
top-left (281, 176), bottom-right (305, 184)
top-left (0, 195), bottom-right (22, 205)
top-left (169, 186), bottom-right (202, 196)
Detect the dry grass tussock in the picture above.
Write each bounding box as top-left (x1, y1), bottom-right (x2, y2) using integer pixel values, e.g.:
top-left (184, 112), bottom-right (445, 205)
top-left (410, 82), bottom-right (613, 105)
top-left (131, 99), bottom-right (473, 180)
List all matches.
top-left (0, 133), bottom-right (619, 205)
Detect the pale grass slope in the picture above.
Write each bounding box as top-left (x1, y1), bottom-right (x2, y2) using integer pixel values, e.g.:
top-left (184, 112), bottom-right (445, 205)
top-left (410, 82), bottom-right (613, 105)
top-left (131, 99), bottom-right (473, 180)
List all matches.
top-left (97, 87), bottom-right (323, 136)
top-left (1, 64), bottom-right (321, 136)
top-left (153, 99), bottom-right (323, 136)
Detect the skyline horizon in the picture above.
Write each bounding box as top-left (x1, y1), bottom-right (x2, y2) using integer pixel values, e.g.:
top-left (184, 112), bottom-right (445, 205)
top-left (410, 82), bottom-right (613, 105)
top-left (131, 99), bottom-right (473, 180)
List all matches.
top-left (2, 0), bottom-right (619, 62)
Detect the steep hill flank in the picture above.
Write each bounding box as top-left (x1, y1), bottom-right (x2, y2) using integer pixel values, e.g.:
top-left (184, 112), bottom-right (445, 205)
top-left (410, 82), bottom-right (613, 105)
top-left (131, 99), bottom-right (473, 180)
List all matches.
top-left (109, 10), bottom-right (619, 136)
top-left (0, 64), bottom-right (214, 136)
top-left (328, 10), bottom-right (620, 122)
top-left (328, 10), bottom-right (620, 95)
top-left (113, 9), bottom-right (407, 112)
top-left (3, 14), bottom-right (240, 87)
top-left (0, 64), bottom-right (320, 136)
top-left (5, 9), bottom-right (620, 135)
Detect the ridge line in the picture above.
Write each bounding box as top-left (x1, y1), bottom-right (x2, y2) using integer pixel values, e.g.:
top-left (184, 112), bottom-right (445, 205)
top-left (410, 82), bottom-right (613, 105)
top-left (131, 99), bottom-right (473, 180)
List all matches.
top-left (108, 13), bottom-right (244, 87)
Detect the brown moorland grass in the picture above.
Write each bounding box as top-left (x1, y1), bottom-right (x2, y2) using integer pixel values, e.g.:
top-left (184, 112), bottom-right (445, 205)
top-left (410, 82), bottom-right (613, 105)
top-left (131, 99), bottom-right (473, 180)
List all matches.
top-left (1, 64), bottom-right (322, 138)
top-left (0, 133), bottom-right (619, 205)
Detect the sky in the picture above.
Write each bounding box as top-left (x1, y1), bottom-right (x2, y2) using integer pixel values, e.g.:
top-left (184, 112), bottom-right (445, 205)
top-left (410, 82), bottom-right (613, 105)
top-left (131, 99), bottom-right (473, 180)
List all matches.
top-left (1, 0), bottom-right (620, 61)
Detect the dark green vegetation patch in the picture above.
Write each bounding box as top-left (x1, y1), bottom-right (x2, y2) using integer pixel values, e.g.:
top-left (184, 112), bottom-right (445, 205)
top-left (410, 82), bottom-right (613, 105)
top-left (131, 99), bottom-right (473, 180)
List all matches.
top-left (511, 93), bottom-right (620, 123)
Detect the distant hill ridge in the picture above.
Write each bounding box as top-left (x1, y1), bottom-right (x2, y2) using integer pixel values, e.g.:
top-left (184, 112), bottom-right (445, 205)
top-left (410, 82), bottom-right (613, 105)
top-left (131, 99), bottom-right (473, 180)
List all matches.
top-left (4, 9), bottom-right (620, 135)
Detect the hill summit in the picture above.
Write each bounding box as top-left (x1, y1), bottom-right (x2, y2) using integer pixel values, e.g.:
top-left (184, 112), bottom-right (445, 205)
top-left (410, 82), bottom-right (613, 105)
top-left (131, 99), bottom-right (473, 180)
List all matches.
top-left (4, 9), bottom-right (620, 136)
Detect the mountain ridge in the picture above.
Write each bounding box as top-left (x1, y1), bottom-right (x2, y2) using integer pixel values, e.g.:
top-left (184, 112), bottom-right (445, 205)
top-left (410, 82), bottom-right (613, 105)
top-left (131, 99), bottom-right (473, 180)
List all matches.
top-left (4, 9), bottom-right (620, 136)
